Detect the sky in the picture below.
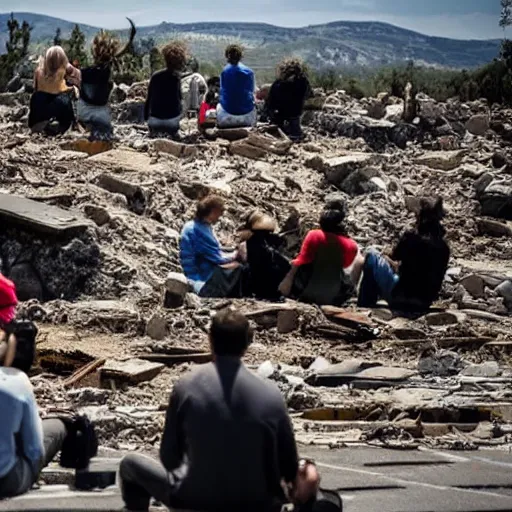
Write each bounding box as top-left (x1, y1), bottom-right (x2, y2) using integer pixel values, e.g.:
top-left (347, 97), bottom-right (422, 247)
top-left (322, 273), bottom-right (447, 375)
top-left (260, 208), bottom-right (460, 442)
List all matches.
top-left (0, 0), bottom-right (504, 40)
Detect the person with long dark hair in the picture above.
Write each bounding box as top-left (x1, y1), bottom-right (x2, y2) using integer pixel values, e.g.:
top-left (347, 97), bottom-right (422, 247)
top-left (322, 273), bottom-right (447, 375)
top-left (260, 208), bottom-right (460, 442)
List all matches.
top-left (358, 197), bottom-right (450, 311)
top-left (265, 57), bottom-right (311, 140)
top-left (279, 199), bottom-right (363, 305)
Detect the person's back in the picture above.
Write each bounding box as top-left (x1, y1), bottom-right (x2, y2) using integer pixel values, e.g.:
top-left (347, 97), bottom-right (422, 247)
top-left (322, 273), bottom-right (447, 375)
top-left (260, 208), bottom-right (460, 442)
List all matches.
top-left (0, 367), bottom-right (43, 488)
top-left (80, 64), bottom-right (112, 106)
top-left (220, 62), bottom-right (254, 116)
top-left (168, 358), bottom-right (293, 509)
top-left (146, 69), bottom-right (182, 120)
top-left (268, 76), bottom-right (310, 119)
top-left (392, 231), bottom-right (450, 309)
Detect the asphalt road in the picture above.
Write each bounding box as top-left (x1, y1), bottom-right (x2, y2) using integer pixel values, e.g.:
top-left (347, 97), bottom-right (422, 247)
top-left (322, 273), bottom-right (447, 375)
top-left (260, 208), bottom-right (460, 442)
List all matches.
top-left (3, 447), bottom-right (512, 511)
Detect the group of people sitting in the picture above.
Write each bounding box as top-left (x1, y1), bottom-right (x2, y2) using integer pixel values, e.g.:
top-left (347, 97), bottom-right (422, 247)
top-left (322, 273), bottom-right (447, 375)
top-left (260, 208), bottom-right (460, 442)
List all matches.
top-left (1, 268), bottom-right (338, 511)
top-left (180, 194), bottom-right (451, 313)
top-left (28, 35), bottom-right (313, 141)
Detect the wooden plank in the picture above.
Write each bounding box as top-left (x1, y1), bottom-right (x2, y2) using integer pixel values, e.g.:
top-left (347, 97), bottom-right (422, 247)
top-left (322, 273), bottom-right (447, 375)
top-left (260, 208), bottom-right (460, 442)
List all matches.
top-left (391, 337), bottom-right (494, 348)
top-left (100, 358), bottom-right (164, 384)
top-left (140, 353), bottom-right (212, 365)
top-left (63, 358), bottom-right (105, 388)
top-left (0, 192), bottom-right (91, 235)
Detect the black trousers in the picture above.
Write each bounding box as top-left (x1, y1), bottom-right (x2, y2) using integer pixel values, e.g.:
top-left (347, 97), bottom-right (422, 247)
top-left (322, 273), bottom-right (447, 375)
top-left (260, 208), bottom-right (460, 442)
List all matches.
top-left (0, 419), bottom-right (67, 498)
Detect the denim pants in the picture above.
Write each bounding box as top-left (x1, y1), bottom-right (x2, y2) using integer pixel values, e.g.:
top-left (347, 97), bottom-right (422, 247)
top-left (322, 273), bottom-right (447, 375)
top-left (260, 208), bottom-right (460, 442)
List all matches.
top-left (217, 104), bottom-right (257, 128)
top-left (358, 250), bottom-right (399, 308)
top-left (148, 115), bottom-right (181, 135)
top-left (0, 419), bottom-right (67, 498)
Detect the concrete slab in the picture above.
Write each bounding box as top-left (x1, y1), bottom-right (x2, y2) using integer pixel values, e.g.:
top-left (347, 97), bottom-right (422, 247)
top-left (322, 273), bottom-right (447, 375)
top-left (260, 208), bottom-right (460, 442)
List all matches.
top-left (0, 192), bottom-right (91, 235)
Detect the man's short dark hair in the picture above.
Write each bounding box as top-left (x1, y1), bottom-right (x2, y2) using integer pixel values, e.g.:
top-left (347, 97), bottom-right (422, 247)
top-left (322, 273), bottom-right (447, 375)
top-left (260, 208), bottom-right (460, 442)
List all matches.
top-left (319, 208), bottom-right (346, 235)
top-left (210, 308), bottom-right (252, 357)
top-left (195, 195), bottom-right (225, 221)
top-left (225, 44), bottom-right (243, 64)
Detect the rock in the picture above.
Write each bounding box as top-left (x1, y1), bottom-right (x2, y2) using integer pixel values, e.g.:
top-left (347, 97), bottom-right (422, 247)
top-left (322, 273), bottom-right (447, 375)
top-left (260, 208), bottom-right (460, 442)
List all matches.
top-left (70, 300), bottom-right (140, 333)
top-left (308, 356), bottom-right (330, 372)
top-left (230, 141), bottom-right (267, 160)
top-left (6, 74), bottom-right (22, 93)
top-left (152, 139), bottom-right (198, 158)
top-left (83, 204), bottom-right (111, 227)
top-left (418, 350), bottom-right (464, 377)
top-left (424, 311), bottom-right (466, 327)
top-left (100, 358), bottom-right (164, 385)
top-left (116, 100), bottom-right (145, 124)
top-left (0, 92), bottom-right (23, 107)
top-left (304, 90), bottom-right (326, 110)
top-left (366, 99), bottom-right (386, 120)
top-left (277, 309), bottom-right (300, 334)
top-left (495, 280), bottom-right (512, 308)
top-left (478, 180), bottom-right (512, 220)
top-left (356, 366), bottom-right (416, 381)
top-left (477, 218), bottom-right (512, 237)
top-left (257, 360), bottom-right (276, 379)
top-left (465, 114), bottom-right (490, 136)
top-left (314, 358), bottom-right (382, 376)
top-left (340, 168), bottom-right (385, 196)
top-left (146, 313), bottom-right (168, 340)
top-left (164, 272), bottom-right (190, 308)
top-left (491, 151), bottom-right (508, 169)
top-left (110, 84), bottom-right (129, 104)
top-left (215, 128), bottom-right (250, 141)
top-left (61, 139), bottom-right (113, 156)
top-left (403, 82), bottom-right (417, 123)
top-left (179, 181), bottom-right (211, 200)
top-left (96, 174), bottom-right (145, 214)
top-left (384, 104), bottom-right (404, 123)
top-left (306, 153), bottom-right (377, 186)
top-left (126, 81), bottom-right (148, 100)
top-left (460, 274), bottom-right (485, 299)
top-left (474, 173), bottom-right (494, 197)
top-left (184, 293), bottom-right (202, 309)
top-left (89, 149), bottom-right (164, 173)
top-left (414, 150), bottom-right (465, 171)
top-left (417, 92), bottom-right (445, 123)
top-left (461, 362), bottom-right (501, 378)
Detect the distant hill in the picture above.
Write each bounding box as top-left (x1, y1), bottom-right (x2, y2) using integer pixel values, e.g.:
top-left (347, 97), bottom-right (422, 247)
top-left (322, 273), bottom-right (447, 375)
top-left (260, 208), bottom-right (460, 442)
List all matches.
top-left (0, 12), bottom-right (502, 69)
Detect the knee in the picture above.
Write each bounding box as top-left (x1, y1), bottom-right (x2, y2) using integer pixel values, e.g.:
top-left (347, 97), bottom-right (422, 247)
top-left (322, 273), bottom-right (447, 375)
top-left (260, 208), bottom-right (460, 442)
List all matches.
top-left (119, 453), bottom-right (140, 479)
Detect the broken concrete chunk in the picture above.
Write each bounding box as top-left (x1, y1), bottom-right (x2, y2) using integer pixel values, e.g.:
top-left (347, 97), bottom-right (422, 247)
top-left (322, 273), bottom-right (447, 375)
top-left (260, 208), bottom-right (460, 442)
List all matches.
top-left (495, 280), bottom-right (512, 308)
top-left (246, 133), bottom-right (292, 156)
top-left (414, 150), bottom-right (465, 171)
top-left (164, 272), bottom-right (190, 308)
top-left (461, 362), bottom-right (501, 378)
top-left (146, 313), bottom-right (168, 341)
top-left (100, 358), bottom-right (164, 385)
top-left (152, 139), bottom-right (198, 158)
top-left (424, 311), bottom-right (466, 327)
top-left (465, 114), bottom-right (490, 136)
top-left (316, 359), bottom-right (382, 376)
top-left (0, 192), bottom-right (91, 235)
top-left (308, 356), bottom-right (331, 372)
top-left (418, 350), bottom-right (464, 377)
top-left (83, 204), bottom-right (111, 227)
top-left (277, 309), bottom-right (300, 334)
top-left (97, 173), bottom-right (143, 199)
top-left (230, 141), bottom-right (267, 160)
top-left (460, 274), bottom-right (485, 299)
top-left (477, 218), bottom-right (512, 237)
top-left (478, 180), bottom-right (512, 221)
top-left (356, 366), bottom-right (416, 381)
top-left (89, 149), bottom-right (162, 173)
top-left (306, 153), bottom-right (377, 186)
top-left (70, 300), bottom-right (140, 333)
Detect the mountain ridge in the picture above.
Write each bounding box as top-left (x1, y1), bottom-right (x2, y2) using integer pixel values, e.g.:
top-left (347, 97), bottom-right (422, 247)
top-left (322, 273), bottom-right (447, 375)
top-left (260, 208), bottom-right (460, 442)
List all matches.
top-left (0, 12), bottom-right (502, 69)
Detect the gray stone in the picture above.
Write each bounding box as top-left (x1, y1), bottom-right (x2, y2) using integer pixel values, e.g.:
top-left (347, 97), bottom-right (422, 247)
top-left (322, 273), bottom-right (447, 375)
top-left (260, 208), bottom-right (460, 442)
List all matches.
top-left (460, 274), bottom-right (486, 299)
top-left (277, 309), bottom-right (300, 334)
top-left (474, 173), bottom-right (494, 197)
top-left (83, 204), bottom-right (111, 227)
top-left (146, 313), bottom-right (168, 341)
top-left (308, 356), bottom-right (331, 372)
top-left (366, 99), bottom-right (386, 120)
top-left (461, 362), bottom-right (501, 378)
top-left (465, 114), bottom-right (490, 136)
top-left (424, 311), bottom-right (466, 327)
top-left (152, 139), bottom-right (198, 158)
top-left (356, 366), bottom-right (416, 381)
top-left (307, 153), bottom-right (377, 186)
top-left (477, 218), bottom-right (512, 237)
top-left (495, 280), bottom-right (512, 308)
top-left (414, 150), bottom-right (465, 171)
top-left (100, 358), bottom-right (164, 384)
top-left (316, 358), bottom-right (382, 376)
top-left (117, 100), bottom-right (145, 124)
top-left (418, 350), bottom-right (464, 377)
top-left (479, 180), bottom-right (512, 221)
top-left (164, 272), bottom-right (190, 308)
top-left (340, 168), bottom-right (384, 196)
top-left (257, 360), bottom-right (276, 379)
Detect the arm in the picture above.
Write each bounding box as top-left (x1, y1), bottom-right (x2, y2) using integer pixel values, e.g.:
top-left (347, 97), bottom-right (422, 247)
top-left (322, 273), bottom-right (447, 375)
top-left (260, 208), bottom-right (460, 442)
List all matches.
top-left (33, 68), bottom-right (40, 91)
top-left (160, 384), bottom-right (185, 471)
top-left (20, 376), bottom-right (44, 476)
top-left (196, 225), bottom-right (236, 266)
top-left (144, 78), bottom-right (153, 121)
top-left (278, 265), bottom-right (298, 297)
top-left (66, 64), bottom-right (81, 88)
top-left (278, 411), bottom-right (299, 485)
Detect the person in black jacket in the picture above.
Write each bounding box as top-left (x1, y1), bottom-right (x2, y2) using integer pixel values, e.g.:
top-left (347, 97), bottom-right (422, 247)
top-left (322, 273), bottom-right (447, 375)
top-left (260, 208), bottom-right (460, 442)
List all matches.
top-left (77, 19), bottom-right (135, 139)
top-left (265, 58), bottom-right (311, 141)
top-left (358, 197), bottom-right (450, 312)
top-left (145, 42), bottom-right (187, 136)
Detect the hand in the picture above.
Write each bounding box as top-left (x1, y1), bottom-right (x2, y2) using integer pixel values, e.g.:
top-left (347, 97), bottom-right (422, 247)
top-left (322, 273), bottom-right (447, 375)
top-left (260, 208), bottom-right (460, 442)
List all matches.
top-left (220, 261), bottom-right (240, 270)
top-left (278, 277), bottom-right (292, 297)
top-left (290, 460), bottom-right (320, 504)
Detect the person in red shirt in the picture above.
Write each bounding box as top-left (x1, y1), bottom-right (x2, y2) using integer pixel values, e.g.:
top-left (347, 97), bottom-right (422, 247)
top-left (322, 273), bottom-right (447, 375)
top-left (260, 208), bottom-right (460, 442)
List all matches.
top-left (279, 201), bottom-right (364, 305)
top-left (0, 273), bottom-right (18, 368)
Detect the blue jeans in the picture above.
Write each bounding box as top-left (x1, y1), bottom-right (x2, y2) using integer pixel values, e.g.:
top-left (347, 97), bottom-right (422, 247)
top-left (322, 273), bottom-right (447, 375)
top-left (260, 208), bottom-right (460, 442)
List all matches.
top-left (358, 250), bottom-right (399, 308)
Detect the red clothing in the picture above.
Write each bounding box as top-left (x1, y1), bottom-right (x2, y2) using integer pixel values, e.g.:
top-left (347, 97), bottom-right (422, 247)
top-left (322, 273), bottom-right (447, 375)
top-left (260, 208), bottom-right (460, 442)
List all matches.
top-left (199, 101), bottom-right (215, 126)
top-left (0, 274), bottom-right (17, 326)
top-left (293, 230), bottom-right (358, 268)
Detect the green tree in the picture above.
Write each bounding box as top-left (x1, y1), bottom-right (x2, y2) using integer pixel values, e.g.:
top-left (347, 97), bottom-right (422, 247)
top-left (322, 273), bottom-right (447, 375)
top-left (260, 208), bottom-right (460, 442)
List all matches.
top-left (500, 0), bottom-right (512, 35)
top-left (149, 46), bottom-right (164, 75)
top-left (67, 24), bottom-right (88, 66)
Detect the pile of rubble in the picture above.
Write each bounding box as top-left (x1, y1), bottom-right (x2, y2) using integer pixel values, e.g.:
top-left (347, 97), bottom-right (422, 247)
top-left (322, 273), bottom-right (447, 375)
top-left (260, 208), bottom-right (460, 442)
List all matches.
top-left (0, 83), bottom-right (511, 454)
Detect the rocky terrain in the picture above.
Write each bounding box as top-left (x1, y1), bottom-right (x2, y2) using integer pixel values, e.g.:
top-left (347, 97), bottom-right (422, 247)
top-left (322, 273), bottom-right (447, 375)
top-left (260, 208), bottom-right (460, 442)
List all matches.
top-left (0, 82), bottom-right (511, 467)
top-left (1, 13), bottom-right (501, 69)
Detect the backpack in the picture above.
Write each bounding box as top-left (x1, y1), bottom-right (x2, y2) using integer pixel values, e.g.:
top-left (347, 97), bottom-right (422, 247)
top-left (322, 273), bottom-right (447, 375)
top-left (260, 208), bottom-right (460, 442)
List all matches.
top-left (60, 414), bottom-right (99, 470)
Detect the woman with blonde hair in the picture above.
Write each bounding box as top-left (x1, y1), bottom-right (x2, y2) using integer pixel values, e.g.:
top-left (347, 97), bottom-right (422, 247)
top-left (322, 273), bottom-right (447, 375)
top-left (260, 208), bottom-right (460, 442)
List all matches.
top-left (28, 45), bottom-right (79, 134)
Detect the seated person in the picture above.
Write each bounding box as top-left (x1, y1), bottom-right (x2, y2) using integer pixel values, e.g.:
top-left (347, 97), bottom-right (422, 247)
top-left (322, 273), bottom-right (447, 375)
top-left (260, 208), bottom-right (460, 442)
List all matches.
top-left (78, 19), bottom-right (135, 139)
top-left (358, 197), bottom-right (450, 312)
top-left (217, 44), bottom-right (256, 128)
top-left (145, 42), bottom-right (187, 136)
top-left (29, 46), bottom-right (78, 134)
top-left (265, 58), bottom-right (311, 141)
top-left (279, 202), bottom-right (364, 306)
top-left (198, 90), bottom-right (218, 129)
top-left (180, 196), bottom-right (241, 298)
top-left (181, 57), bottom-right (207, 114)
top-left (119, 308), bottom-right (333, 512)
top-left (0, 332), bottom-right (69, 499)
top-left (0, 273), bottom-right (18, 368)
top-left (238, 210), bottom-right (290, 300)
